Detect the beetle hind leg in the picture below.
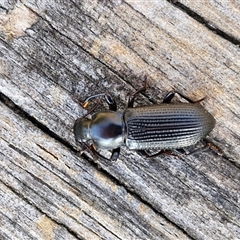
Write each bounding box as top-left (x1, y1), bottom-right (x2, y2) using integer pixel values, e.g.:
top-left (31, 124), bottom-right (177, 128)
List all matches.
top-left (186, 139), bottom-right (223, 156)
top-left (128, 76), bottom-right (148, 108)
top-left (163, 90), bottom-right (206, 104)
top-left (137, 149), bottom-right (178, 158)
top-left (175, 90), bottom-right (206, 104)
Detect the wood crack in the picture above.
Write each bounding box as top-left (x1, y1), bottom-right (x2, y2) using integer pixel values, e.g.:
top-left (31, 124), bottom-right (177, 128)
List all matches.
top-left (167, 0), bottom-right (240, 45)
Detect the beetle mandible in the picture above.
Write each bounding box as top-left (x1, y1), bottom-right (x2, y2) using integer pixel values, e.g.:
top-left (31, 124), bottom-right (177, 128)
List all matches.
top-left (74, 84), bottom-right (216, 161)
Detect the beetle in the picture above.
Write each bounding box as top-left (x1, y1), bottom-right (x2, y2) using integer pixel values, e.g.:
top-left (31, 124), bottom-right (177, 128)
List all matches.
top-left (74, 84), bottom-right (216, 161)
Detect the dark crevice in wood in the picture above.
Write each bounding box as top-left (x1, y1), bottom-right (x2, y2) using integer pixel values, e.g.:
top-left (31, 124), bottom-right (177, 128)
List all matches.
top-left (0, 232), bottom-right (10, 240)
top-left (0, 92), bottom-right (102, 175)
top-left (167, 0), bottom-right (240, 45)
top-left (0, 208), bottom-right (35, 239)
top-left (38, 16), bottom-right (125, 85)
top-left (25, 3), bottom-right (162, 90)
top-left (97, 161), bottom-right (195, 239)
top-left (0, 6), bottom-right (7, 11)
top-left (0, 92), bottom-right (75, 153)
top-left (0, 92), bottom-right (122, 183)
top-left (4, 144), bottom-right (117, 238)
top-left (0, 176), bottom-right (83, 240)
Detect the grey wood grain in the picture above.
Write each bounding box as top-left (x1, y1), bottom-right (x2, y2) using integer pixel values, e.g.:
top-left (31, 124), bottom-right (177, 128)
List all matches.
top-left (0, 0), bottom-right (239, 239)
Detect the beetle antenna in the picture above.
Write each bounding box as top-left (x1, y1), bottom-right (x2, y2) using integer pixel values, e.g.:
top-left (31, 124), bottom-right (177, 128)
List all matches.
top-left (80, 101), bottom-right (100, 119)
top-left (73, 94), bottom-right (101, 118)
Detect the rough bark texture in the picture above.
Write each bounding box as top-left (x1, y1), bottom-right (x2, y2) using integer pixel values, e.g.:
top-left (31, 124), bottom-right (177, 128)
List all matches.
top-left (0, 1), bottom-right (239, 239)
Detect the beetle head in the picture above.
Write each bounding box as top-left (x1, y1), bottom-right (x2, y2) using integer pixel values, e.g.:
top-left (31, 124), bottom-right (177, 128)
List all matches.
top-left (74, 118), bottom-right (91, 141)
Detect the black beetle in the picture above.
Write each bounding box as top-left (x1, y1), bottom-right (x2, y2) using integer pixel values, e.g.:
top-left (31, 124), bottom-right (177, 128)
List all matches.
top-left (74, 84), bottom-right (215, 161)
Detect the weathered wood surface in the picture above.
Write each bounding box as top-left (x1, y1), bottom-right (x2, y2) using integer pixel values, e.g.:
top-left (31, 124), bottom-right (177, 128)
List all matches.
top-left (0, 0), bottom-right (239, 239)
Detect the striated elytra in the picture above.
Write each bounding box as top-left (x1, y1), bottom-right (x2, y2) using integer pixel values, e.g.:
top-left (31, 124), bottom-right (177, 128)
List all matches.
top-left (74, 87), bottom-right (215, 161)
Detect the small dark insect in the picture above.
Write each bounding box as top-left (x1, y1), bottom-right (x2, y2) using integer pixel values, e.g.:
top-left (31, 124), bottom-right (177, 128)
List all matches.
top-left (74, 83), bottom-right (217, 161)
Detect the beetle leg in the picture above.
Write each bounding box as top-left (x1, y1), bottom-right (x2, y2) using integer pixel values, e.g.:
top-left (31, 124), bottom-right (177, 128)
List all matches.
top-left (175, 90), bottom-right (206, 104)
top-left (110, 147), bottom-right (121, 161)
top-left (137, 150), bottom-right (178, 158)
top-left (90, 145), bottom-right (120, 161)
top-left (162, 90), bottom-right (175, 103)
top-left (83, 93), bottom-right (117, 111)
top-left (104, 94), bottom-right (117, 111)
top-left (163, 90), bottom-right (206, 104)
top-left (128, 81), bottom-right (148, 108)
top-left (187, 139), bottom-right (223, 156)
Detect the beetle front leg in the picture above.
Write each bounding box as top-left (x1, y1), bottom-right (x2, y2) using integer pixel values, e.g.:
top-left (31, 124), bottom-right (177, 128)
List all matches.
top-left (83, 93), bottom-right (117, 111)
top-left (110, 147), bottom-right (121, 161)
top-left (90, 145), bottom-right (120, 161)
